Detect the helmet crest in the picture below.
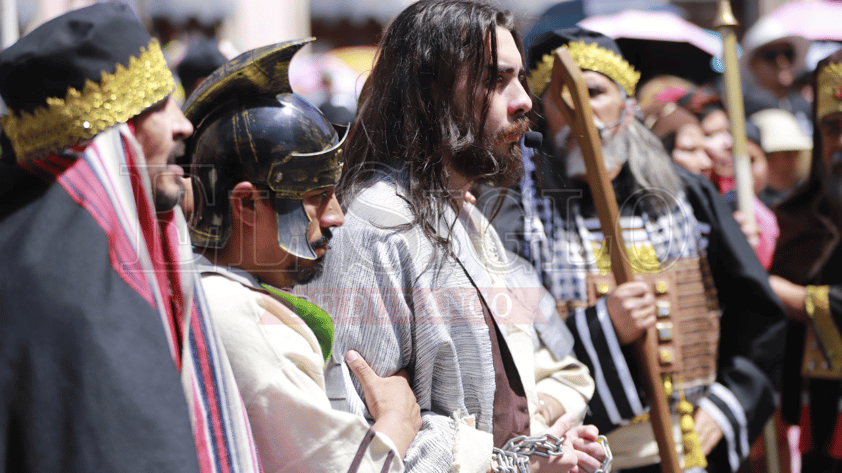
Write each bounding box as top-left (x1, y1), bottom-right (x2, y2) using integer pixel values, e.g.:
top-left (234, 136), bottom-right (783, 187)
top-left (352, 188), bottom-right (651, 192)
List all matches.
top-left (184, 39), bottom-right (347, 259)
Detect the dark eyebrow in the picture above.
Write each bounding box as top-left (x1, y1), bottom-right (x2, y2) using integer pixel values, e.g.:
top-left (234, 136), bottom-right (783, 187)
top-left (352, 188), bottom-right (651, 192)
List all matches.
top-left (492, 64), bottom-right (516, 75)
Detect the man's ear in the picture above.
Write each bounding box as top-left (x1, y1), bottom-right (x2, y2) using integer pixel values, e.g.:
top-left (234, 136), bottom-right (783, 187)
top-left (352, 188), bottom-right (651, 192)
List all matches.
top-left (230, 181), bottom-right (259, 228)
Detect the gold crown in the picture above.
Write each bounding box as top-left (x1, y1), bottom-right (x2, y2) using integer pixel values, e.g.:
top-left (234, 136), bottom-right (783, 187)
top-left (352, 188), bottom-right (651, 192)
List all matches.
top-left (527, 41), bottom-right (640, 97)
top-left (818, 61), bottom-right (842, 122)
top-left (1, 39), bottom-right (175, 161)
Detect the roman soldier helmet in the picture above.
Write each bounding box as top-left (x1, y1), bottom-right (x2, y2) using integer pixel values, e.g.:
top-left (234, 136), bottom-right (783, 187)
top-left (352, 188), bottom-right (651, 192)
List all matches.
top-left (183, 39), bottom-right (346, 260)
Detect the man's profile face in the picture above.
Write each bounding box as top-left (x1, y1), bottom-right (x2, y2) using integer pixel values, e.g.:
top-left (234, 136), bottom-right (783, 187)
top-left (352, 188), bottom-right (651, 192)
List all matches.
top-left (581, 71), bottom-right (626, 133)
top-left (545, 69), bottom-right (629, 179)
top-left (133, 96), bottom-right (194, 212)
top-left (255, 186), bottom-right (345, 287)
top-left (483, 26), bottom-right (532, 160)
top-left (819, 112), bottom-right (842, 208)
top-left (749, 40), bottom-right (797, 97)
top-left (450, 26), bottom-right (531, 187)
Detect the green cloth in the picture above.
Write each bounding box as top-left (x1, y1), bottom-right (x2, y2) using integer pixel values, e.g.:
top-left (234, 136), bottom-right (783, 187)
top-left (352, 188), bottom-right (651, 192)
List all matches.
top-left (260, 283), bottom-right (333, 363)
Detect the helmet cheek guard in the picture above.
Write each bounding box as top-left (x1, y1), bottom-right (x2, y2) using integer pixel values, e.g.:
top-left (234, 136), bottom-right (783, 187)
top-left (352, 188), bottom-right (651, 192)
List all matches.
top-left (268, 123), bottom-right (347, 260)
top-left (273, 198), bottom-right (315, 260)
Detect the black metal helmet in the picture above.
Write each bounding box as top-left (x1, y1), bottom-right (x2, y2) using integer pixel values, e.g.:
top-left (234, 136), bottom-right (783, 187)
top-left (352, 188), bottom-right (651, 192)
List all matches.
top-left (183, 39), bottom-right (346, 259)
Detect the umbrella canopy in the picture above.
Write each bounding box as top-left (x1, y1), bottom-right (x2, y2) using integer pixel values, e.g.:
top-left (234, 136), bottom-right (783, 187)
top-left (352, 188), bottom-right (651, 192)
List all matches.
top-left (769, 0), bottom-right (842, 41)
top-left (579, 9), bottom-right (722, 85)
top-left (289, 46), bottom-right (376, 110)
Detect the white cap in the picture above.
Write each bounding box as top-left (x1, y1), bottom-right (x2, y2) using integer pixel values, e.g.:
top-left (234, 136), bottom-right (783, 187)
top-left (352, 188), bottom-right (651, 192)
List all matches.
top-left (740, 16), bottom-right (811, 75)
top-left (750, 108), bottom-right (812, 153)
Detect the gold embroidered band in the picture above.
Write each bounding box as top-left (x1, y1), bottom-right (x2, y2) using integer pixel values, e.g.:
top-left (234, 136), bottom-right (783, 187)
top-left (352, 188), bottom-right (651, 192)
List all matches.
top-left (805, 284), bottom-right (842, 371)
top-left (817, 61), bottom-right (842, 122)
top-left (527, 41), bottom-right (640, 97)
top-left (1, 39), bottom-right (175, 161)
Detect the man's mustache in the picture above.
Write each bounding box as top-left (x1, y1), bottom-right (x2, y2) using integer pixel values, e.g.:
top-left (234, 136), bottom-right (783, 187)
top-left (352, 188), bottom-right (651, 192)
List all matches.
top-left (168, 141), bottom-right (186, 165)
top-left (310, 228), bottom-right (333, 250)
top-left (498, 115), bottom-right (531, 142)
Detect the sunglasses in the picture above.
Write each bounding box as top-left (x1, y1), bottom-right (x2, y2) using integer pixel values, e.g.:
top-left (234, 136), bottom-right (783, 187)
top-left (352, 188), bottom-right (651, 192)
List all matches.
top-left (758, 47), bottom-right (795, 63)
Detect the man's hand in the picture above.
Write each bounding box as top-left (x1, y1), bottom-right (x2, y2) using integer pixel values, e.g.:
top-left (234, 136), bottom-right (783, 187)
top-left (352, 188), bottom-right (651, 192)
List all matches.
top-left (529, 414), bottom-right (581, 473)
top-left (768, 274), bottom-right (808, 322)
top-left (605, 280), bottom-right (656, 345)
top-left (564, 423), bottom-right (607, 473)
top-left (694, 406), bottom-right (724, 456)
top-left (529, 414), bottom-right (607, 473)
top-left (346, 350), bottom-right (422, 458)
top-left (733, 210), bottom-right (760, 253)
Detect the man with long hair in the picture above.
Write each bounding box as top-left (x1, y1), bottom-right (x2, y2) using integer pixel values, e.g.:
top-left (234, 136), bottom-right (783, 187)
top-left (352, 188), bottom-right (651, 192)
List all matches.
top-left (298, 1), bottom-right (606, 472)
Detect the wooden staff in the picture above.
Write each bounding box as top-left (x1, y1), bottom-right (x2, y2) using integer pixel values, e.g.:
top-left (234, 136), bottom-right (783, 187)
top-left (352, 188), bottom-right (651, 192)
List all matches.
top-left (1, 0), bottom-right (18, 49)
top-left (715, 0), bottom-right (755, 231)
top-left (548, 48), bottom-right (682, 473)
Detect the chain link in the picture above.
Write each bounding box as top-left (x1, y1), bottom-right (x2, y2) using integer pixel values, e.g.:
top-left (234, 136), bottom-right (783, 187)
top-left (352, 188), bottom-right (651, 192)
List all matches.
top-left (492, 433), bottom-right (614, 473)
top-left (490, 448), bottom-right (518, 473)
top-left (503, 434), bottom-right (566, 458)
top-left (491, 433), bottom-right (566, 473)
top-left (595, 435), bottom-right (613, 473)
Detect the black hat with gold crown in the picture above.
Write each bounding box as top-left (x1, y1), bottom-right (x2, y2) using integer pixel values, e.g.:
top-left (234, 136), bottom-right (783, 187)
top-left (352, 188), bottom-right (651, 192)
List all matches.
top-left (183, 39), bottom-right (346, 260)
top-left (526, 26), bottom-right (640, 98)
top-left (0, 3), bottom-right (175, 161)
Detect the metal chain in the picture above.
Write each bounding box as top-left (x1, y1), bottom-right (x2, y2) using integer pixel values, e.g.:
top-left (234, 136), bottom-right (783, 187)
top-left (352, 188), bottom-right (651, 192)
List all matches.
top-left (490, 448), bottom-right (518, 473)
top-left (492, 433), bottom-right (615, 473)
top-left (595, 435), bottom-right (613, 473)
top-left (503, 434), bottom-right (566, 458)
top-left (490, 433), bottom-right (566, 473)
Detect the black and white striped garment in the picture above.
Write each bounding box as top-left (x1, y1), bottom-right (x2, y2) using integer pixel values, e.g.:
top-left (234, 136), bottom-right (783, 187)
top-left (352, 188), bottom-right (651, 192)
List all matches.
top-left (495, 156), bottom-right (788, 473)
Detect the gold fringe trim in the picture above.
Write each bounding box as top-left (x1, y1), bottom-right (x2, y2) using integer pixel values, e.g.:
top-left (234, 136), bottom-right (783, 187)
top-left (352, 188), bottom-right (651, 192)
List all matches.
top-left (806, 285), bottom-right (842, 371)
top-left (527, 41), bottom-right (640, 97)
top-left (592, 242), bottom-right (661, 275)
top-left (818, 62), bottom-right (842, 122)
top-left (676, 378), bottom-right (707, 469)
top-left (2, 38), bottom-right (175, 161)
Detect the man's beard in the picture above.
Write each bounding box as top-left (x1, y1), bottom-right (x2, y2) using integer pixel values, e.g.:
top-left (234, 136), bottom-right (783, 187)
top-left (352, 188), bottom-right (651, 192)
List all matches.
top-left (152, 141), bottom-right (186, 212)
top-left (154, 179), bottom-right (185, 212)
top-left (822, 151), bottom-right (842, 212)
top-left (449, 116), bottom-right (531, 188)
top-left (293, 229), bottom-right (332, 285)
top-left (558, 117), bottom-right (629, 180)
top-left (555, 119), bottom-right (682, 207)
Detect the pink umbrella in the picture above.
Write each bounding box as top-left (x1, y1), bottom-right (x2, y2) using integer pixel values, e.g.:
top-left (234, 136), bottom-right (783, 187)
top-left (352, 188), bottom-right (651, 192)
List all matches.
top-left (769, 0), bottom-right (842, 41)
top-left (579, 9), bottom-right (721, 56)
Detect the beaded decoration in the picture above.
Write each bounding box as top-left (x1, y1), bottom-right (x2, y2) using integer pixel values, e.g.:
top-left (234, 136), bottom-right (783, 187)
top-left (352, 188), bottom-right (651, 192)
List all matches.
top-left (2, 39), bottom-right (175, 161)
top-left (527, 41), bottom-right (640, 97)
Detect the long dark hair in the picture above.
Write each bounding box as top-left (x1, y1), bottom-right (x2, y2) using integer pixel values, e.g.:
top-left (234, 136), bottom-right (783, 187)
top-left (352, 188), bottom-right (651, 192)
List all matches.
top-left (339, 0), bottom-right (523, 254)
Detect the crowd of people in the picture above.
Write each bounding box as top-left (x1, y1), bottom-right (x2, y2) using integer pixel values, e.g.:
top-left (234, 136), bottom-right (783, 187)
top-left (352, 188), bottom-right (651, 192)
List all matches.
top-left (1, 1), bottom-right (841, 472)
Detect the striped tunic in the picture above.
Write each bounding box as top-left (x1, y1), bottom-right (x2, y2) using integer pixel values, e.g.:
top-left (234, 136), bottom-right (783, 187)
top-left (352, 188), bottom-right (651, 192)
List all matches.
top-left (502, 152), bottom-right (787, 472)
top-left (297, 169), bottom-right (592, 472)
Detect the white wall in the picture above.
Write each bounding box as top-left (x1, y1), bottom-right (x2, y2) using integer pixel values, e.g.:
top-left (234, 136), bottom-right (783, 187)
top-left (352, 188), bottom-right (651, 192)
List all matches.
top-left (221, 0), bottom-right (310, 53)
